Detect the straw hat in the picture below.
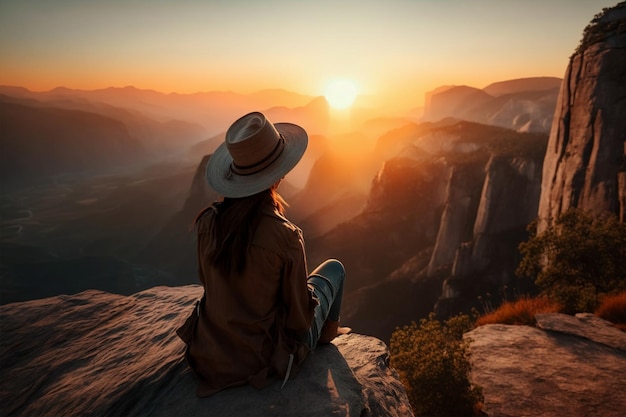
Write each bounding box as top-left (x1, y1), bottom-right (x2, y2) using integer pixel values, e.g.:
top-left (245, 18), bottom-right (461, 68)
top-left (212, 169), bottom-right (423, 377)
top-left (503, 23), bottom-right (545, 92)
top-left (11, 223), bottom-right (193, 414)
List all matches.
top-left (206, 112), bottom-right (308, 198)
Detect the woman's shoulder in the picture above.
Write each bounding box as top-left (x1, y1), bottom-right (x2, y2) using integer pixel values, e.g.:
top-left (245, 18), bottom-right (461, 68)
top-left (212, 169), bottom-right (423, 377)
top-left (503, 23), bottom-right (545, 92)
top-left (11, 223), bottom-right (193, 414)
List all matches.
top-left (195, 203), bottom-right (219, 231)
top-left (257, 207), bottom-right (303, 247)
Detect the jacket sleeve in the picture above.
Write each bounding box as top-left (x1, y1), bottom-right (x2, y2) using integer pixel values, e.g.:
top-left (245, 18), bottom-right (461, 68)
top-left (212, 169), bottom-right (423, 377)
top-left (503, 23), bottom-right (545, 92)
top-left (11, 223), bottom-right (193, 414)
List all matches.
top-left (281, 228), bottom-right (317, 336)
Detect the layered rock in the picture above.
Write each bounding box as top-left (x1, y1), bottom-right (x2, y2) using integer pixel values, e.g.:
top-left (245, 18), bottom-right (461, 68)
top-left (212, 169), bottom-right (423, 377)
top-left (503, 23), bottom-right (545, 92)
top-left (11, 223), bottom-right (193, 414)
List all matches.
top-left (538, 3), bottom-right (626, 226)
top-left (467, 313), bottom-right (626, 417)
top-left (0, 286), bottom-right (413, 417)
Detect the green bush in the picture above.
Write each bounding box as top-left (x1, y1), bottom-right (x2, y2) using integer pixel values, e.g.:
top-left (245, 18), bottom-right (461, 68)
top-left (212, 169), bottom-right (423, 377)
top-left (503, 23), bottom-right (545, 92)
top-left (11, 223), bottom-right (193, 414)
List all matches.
top-left (517, 208), bottom-right (626, 313)
top-left (390, 313), bottom-right (483, 417)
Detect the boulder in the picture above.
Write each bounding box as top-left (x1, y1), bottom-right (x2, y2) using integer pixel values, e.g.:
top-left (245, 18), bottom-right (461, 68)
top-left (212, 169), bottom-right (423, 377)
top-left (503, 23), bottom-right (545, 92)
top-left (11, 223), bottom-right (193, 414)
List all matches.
top-left (0, 285), bottom-right (413, 417)
top-left (467, 313), bottom-right (626, 417)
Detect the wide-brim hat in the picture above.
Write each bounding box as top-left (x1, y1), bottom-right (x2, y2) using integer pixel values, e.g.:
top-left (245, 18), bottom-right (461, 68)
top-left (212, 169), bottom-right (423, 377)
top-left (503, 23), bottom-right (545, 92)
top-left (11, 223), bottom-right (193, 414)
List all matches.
top-left (206, 111), bottom-right (308, 198)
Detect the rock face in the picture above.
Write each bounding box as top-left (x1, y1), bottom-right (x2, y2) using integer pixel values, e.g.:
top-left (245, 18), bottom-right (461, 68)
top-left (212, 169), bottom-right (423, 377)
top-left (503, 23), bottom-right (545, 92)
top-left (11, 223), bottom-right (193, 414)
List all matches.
top-left (467, 313), bottom-right (626, 417)
top-left (448, 155), bottom-right (542, 279)
top-left (538, 3), bottom-right (626, 226)
top-left (307, 153), bottom-right (450, 297)
top-left (0, 286), bottom-right (413, 417)
top-left (427, 164), bottom-right (483, 276)
top-left (435, 147), bottom-right (545, 316)
top-left (315, 121), bottom-right (548, 340)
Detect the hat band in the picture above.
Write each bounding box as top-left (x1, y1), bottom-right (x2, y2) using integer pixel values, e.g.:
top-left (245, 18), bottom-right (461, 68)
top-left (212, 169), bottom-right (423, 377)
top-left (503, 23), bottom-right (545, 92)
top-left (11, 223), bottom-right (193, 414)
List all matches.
top-left (231, 136), bottom-right (285, 176)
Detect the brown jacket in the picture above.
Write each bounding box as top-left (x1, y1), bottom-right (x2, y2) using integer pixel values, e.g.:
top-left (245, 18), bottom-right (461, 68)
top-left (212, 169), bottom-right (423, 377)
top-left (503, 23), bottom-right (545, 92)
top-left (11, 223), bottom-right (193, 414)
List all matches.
top-left (186, 204), bottom-right (317, 397)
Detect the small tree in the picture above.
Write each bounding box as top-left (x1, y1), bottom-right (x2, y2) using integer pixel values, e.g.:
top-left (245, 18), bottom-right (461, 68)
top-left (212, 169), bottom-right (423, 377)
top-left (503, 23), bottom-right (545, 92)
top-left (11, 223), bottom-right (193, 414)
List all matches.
top-left (390, 313), bottom-right (483, 417)
top-left (574, 3), bottom-right (626, 56)
top-left (517, 208), bottom-right (626, 313)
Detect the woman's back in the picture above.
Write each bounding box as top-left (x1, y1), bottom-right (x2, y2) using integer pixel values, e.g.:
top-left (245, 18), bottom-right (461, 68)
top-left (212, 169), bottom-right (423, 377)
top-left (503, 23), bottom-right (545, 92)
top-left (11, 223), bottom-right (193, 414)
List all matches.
top-left (190, 202), bottom-right (314, 396)
top-left (177, 112), bottom-right (347, 397)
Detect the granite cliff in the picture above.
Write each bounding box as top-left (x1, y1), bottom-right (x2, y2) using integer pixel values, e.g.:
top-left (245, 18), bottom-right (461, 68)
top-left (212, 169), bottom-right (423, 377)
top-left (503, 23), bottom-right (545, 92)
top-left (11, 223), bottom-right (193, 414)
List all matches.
top-left (538, 2), bottom-right (626, 226)
top-left (425, 2), bottom-right (626, 320)
top-left (329, 122), bottom-right (547, 339)
top-left (434, 152), bottom-right (544, 316)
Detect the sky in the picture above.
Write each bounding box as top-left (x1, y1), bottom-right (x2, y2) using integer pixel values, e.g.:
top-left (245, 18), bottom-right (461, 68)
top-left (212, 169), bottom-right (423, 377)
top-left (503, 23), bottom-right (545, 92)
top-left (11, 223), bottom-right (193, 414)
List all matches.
top-left (0, 0), bottom-right (618, 109)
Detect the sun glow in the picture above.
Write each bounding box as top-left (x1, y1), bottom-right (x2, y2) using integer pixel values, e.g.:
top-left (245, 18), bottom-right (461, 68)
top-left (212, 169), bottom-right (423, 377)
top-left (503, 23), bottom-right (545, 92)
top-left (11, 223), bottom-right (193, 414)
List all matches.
top-left (324, 79), bottom-right (358, 109)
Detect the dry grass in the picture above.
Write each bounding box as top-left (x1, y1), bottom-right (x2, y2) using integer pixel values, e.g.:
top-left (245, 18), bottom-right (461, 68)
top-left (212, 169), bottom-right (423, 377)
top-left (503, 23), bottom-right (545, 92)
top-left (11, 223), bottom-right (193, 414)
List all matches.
top-left (595, 291), bottom-right (626, 331)
top-left (475, 296), bottom-right (562, 327)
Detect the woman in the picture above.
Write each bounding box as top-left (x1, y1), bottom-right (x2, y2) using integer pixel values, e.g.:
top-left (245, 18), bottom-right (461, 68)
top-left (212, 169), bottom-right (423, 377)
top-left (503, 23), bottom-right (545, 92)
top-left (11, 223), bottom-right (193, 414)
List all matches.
top-left (177, 111), bottom-right (350, 397)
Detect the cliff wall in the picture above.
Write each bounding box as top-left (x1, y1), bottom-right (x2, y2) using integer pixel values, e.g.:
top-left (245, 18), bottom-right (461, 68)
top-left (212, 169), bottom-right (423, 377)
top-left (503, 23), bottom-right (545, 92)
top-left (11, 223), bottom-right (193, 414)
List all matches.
top-left (538, 3), bottom-right (626, 226)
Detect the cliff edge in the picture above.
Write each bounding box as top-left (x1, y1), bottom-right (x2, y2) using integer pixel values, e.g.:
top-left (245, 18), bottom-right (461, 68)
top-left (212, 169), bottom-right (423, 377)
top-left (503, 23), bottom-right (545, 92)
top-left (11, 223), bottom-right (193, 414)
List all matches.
top-left (0, 285), bottom-right (413, 417)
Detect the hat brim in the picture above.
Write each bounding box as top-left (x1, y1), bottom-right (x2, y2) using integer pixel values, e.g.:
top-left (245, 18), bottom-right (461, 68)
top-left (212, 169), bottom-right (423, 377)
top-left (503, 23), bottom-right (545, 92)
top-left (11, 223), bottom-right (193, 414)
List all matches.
top-left (206, 122), bottom-right (308, 198)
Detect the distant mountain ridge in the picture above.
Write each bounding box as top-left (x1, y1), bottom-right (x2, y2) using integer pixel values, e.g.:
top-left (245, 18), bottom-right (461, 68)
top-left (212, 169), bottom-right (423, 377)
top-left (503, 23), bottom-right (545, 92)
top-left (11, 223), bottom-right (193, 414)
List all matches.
top-left (423, 77), bottom-right (562, 133)
top-left (482, 76), bottom-right (562, 96)
top-left (0, 95), bottom-right (205, 187)
top-left (0, 86), bottom-right (330, 188)
top-left (0, 85), bottom-right (318, 136)
top-left (0, 97), bottom-right (145, 185)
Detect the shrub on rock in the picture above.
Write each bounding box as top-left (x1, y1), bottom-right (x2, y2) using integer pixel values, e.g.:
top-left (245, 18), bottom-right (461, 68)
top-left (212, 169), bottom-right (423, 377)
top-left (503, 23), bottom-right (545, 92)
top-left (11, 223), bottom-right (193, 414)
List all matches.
top-left (389, 313), bottom-right (483, 416)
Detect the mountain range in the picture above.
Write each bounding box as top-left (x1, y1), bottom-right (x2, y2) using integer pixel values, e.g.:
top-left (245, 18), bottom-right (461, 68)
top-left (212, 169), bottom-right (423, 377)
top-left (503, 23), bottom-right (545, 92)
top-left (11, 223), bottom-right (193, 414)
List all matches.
top-left (1, 44), bottom-right (623, 345)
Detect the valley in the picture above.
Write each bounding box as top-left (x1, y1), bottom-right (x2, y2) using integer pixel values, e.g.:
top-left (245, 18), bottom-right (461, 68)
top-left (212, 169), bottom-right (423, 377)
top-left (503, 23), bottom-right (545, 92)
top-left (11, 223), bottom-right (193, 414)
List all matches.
top-left (3, 69), bottom-right (622, 342)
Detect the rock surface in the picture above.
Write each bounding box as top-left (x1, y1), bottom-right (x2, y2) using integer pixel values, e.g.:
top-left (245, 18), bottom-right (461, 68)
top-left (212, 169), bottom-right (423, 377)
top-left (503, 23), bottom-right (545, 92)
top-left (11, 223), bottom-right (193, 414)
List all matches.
top-left (0, 285), bottom-right (413, 417)
top-left (467, 313), bottom-right (626, 417)
top-left (538, 3), bottom-right (626, 226)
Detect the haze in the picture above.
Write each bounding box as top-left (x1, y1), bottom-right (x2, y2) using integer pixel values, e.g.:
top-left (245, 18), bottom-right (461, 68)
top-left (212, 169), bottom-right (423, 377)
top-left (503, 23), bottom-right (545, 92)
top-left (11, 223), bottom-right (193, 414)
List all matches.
top-left (0, 0), bottom-right (617, 112)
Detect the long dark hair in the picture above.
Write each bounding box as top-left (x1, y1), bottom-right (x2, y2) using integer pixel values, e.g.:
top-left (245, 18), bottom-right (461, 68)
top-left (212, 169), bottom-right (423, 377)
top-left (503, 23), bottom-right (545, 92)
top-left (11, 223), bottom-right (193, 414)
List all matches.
top-left (196, 186), bottom-right (286, 276)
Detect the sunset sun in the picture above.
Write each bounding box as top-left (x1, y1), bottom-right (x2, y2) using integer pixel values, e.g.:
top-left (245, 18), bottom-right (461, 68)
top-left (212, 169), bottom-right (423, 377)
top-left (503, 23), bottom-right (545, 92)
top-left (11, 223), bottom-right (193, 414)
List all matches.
top-left (324, 79), bottom-right (358, 109)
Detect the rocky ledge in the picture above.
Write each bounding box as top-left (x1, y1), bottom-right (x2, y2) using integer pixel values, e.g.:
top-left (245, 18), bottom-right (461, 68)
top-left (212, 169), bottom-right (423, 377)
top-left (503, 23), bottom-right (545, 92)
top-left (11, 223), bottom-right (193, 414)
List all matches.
top-left (467, 312), bottom-right (626, 417)
top-left (0, 285), bottom-right (413, 417)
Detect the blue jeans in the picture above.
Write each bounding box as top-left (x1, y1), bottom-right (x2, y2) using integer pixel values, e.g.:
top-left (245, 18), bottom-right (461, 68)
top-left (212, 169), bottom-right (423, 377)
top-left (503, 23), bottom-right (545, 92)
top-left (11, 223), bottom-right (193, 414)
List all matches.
top-left (306, 259), bottom-right (345, 350)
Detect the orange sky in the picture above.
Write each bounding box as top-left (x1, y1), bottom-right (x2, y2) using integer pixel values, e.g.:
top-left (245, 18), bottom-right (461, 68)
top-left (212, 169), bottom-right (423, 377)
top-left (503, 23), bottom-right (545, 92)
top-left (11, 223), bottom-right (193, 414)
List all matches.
top-left (0, 0), bottom-right (618, 111)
